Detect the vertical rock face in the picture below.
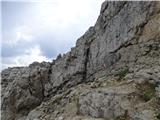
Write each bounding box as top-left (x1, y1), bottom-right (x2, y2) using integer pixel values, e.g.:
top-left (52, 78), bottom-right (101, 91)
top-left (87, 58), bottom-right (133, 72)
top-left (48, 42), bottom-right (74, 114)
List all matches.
top-left (49, 27), bottom-right (96, 94)
top-left (87, 1), bottom-right (156, 77)
top-left (1, 1), bottom-right (160, 120)
top-left (1, 62), bottom-right (51, 120)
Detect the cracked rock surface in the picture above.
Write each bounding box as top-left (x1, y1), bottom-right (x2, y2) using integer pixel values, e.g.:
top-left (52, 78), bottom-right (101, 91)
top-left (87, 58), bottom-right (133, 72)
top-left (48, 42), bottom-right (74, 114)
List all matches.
top-left (1, 1), bottom-right (160, 120)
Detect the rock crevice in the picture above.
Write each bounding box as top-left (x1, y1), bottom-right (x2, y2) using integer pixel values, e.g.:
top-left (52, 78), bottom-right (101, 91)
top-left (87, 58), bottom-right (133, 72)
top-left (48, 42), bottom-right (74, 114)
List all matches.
top-left (1, 1), bottom-right (160, 120)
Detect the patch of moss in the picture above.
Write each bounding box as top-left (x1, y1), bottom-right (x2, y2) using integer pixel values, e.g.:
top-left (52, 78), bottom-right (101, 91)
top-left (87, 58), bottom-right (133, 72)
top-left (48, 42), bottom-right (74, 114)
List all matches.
top-left (137, 81), bottom-right (156, 102)
top-left (143, 91), bottom-right (155, 102)
top-left (156, 97), bottom-right (160, 104)
top-left (156, 113), bottom-right (160, 120)
top-left (115, 67), bottom-right (129, 80)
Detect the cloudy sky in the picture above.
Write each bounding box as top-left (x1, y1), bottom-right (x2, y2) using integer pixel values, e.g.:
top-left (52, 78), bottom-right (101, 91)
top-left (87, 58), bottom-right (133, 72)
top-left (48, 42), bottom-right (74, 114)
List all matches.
top-left (1, 0), bottom-right (104, 70)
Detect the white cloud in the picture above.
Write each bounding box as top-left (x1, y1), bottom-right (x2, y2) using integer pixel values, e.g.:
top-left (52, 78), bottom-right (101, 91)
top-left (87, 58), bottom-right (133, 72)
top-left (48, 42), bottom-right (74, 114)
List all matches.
top-left (2, 45), bottom-right (51, 69)
top-left (2, 0), bottom-right (104, 70)
top-left (34, 0), bottom-right (103, 28)
top-left (15, 26), bottom-right (34, 42)
top-left (21, 45), bottom-right (51, 64)
top-left (2, 25), bottom-right (34, 45)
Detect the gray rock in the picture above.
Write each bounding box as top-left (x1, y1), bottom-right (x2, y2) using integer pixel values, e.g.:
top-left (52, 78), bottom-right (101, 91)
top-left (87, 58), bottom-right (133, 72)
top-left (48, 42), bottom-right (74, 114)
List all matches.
top-left (78, 90), bottom-right (130, 119)
top-left (25, 109), bottom-right (43, 120)
top-left (87, 1), bottom-right (157, 78)
top-left (1, 1), bottom-right (160, 120)
top-left (134, 69), bottom-right (160, 84)
top-left (1, 62), bottom-right (51, 120)
top-left (156, 85), bottom-right (160, 97)
top-left (133, 110), bottom-right (155, 120)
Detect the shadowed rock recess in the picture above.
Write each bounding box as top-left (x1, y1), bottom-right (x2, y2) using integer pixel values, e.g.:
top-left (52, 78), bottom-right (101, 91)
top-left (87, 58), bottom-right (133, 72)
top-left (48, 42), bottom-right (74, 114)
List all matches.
top-left (1, 1), bottom-right (160, 120)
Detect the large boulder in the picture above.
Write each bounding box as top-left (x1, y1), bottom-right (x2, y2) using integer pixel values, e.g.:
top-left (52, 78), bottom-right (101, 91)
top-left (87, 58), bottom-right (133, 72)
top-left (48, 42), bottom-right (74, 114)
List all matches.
top-left (78, 88), bottom-right (134, 119)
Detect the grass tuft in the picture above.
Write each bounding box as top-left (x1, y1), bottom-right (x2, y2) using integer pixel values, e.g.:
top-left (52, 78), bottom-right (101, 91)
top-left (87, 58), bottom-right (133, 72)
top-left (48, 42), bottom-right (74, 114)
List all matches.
top-left (137, 81), bottom-right (156, 102)
top-left (156, 112), bottom-right (160, 120)
top-left (115, 67), bottom-right (129, 80)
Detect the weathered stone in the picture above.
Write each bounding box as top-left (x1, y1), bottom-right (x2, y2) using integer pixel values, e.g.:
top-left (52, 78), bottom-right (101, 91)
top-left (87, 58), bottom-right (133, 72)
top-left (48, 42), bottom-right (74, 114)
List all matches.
top-left (1, 1), bottom-right (160, 120)
top-left (87, 1), bottom-right (157, 79)
top-left (78, 90), bottom-right (132, 119)
top-left (156, 85), bottom-right (160, 97)
top-left (1, 62), bottom-right (51, 120)
top-left (133, 110), bottom-right (155, 120)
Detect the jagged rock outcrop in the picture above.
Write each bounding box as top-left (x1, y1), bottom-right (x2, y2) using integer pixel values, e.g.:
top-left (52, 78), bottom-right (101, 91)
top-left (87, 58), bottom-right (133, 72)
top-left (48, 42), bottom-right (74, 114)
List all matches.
top-left (1, 1), bottom-right (160, 120)
top-left (1, 62), bottom-right (51, 120)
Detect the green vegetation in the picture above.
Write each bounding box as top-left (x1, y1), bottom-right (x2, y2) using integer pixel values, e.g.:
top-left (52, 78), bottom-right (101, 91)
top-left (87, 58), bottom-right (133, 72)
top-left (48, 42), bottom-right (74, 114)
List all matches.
top-left (156, 112), bottom-right (160, 120)
top-left (137, 81), bottom-right (156, 102)
top-left (143, 90), bottom-right (155, 102)
top-left (115, 67), bottom-right (129, 80)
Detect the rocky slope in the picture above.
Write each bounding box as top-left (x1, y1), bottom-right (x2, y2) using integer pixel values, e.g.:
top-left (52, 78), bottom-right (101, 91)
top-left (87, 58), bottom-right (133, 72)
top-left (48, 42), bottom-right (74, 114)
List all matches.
top-left (1, 1), bottom-right (160, 120)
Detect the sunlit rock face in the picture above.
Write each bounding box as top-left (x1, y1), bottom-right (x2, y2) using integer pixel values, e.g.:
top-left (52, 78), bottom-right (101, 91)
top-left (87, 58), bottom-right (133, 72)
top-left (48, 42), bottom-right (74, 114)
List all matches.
top-left (1, 1), bottom-right (160, 120)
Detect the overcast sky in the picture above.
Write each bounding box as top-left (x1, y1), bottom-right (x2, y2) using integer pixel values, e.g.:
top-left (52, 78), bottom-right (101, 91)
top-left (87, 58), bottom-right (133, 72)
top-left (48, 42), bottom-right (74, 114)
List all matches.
top-left (1, 0), bottom-right (104, 70)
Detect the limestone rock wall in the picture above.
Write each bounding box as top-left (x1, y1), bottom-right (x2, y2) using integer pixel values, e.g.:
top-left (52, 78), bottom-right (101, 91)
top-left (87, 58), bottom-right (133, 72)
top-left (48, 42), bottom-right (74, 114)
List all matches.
top-left (1, 62), bottom-right (51, 120)
top-left (1, 1), bottom-right (160, 120)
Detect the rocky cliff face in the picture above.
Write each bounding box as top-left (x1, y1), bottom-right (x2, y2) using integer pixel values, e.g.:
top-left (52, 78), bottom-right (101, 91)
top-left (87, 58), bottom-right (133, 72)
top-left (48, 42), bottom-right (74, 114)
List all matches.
top-left (1, 1), bottom-right (160, 120)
